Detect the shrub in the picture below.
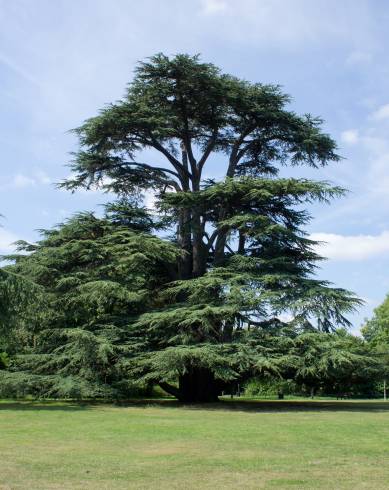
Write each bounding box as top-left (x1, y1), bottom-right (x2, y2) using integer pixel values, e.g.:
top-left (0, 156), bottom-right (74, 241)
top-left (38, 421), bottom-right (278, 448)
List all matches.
top-left (244, 378), bottom-right (297, 397)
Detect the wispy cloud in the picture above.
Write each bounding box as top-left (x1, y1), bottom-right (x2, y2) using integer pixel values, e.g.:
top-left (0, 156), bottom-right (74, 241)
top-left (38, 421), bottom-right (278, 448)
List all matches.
top-left (12, 174), bottom-right (36, 188)
top-left (370, 103), bottom-right (389, 121)
top-left (346, 50), bottom-right (373, 66)
top-left (35, 170), bottom-right (51, 185)
top-left (312, 231), bottom-right (389, 261)
top-left (200, 0), bottom-right (227, 15)
top-left (196, 0), bottom-right (377, 51)
top-left (341, 129), bottom-right (359, 145)
top-left (0, 51), bottom-right (41, 87)
top-left (6, 171), bottom-right (51, 189)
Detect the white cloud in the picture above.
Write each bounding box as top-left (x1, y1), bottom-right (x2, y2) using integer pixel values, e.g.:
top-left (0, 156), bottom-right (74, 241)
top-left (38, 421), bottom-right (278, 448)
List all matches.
top-left (371, 103), bottom-right (389, 121)
top-left (360, 135), bottom-right (389, 197)
top-left (35, 170), bottom-right (51, 185)
top-left (200, 0), bottom-right (227, 15)
top-left (196, 0), bottom-right (376, 51)
top-left (311, 231), bottom-right (389, 261)
top-left (341, 129), bottom-right (359, 145)
top-left (316, 131), bottom-right (389, 228)
top-left (12, 174), bottom-right (36, 188)
top-left (346, 50), bottom-right (372, 66)
top-left (0, 228), bottom-right (19, 254)
top-left (6, 171), bottom-right (52, 189)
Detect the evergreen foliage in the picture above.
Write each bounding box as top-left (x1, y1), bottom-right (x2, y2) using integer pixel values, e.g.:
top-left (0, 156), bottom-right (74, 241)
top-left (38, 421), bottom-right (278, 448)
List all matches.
top-left (0, 209), bottom-right (178, 398)
top-left (290, 330), bottom-right (381, 396)
top-left (1, 54), bottom-right (366, 401)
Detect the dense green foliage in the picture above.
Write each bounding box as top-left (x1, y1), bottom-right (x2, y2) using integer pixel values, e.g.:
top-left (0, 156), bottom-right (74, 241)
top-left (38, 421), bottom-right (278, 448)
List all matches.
top-left (361, 295), bottom-right (389, 390)
top-left (362, 295), bottom-right (389, 345)
top-left (289, 330), bottom-right (381, 397)
top-left (0, 53), bottom-right (375, 401)
top-left (244, 329), bottom-right (381, 398)
top-left (0, 209), bottom-right (177, 398)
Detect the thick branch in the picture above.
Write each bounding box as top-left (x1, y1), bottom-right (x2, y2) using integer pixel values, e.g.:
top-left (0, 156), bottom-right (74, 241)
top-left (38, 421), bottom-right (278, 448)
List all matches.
top-left (226, 126), bottom-right (255, 178)
top-left (148, 136), bottom-right (192, 182)
top-left (183, 134), bottom-right (197, 174)
top-left (159, 382), bottom-right (181, 399)
top-left (238, 231), bottom-right (246, 254)
top-left (112, 161), bottom-right (182, 192)
top-left (225, 243), bottom-right (235, 255)
top-left (198, 130), bottom-right (218, 173)
top-left (131, 162), bottom-right (180, 179)
top-left (205, 229), bottom-right (220, 251)
top-left (177, 85), bottom-right (197, 175)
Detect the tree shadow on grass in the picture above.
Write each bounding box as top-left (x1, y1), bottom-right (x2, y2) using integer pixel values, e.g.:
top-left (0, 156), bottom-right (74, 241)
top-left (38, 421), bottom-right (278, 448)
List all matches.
top-left (115, 398), bottom-right (389, 413)
top-left (1, 398), bottom-right (389, 412)
top-left (0, 400), bottom-right (93, 411)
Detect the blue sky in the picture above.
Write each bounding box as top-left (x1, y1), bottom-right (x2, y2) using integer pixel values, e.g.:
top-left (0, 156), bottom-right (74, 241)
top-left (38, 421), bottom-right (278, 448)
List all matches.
top-left (1, 0), bottom-right (389, 332)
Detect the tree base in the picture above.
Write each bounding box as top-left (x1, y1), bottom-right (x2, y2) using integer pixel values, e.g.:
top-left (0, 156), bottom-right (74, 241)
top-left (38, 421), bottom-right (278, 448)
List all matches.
top-left (178, 367), bottom-right (220, 402)
top-left (159, 368), bottom-right (220, 403)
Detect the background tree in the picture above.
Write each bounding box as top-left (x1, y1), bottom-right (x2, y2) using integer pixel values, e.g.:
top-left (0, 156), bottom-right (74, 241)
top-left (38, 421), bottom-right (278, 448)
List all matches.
top-left (362, 297), bottom-right (389, 399)
top-left (243, 329), bottom-right (381, 399)
top-left (291, 330), bottom-right (381, 398)
top-left (362, 295), bottom-right (389, 345)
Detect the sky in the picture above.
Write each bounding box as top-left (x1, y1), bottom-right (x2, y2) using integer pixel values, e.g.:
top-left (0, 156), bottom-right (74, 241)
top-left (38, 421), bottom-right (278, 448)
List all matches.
top-left (1, 0), bottom-right (389, 332)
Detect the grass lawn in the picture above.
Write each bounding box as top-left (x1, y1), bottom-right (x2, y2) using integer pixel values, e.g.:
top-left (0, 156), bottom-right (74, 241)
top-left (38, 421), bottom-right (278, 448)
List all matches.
top-left (1, 399), bottom-right (389, 489)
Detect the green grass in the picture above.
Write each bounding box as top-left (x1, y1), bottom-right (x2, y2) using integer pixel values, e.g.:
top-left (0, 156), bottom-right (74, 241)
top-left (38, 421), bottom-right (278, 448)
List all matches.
top-left (1, 399), bottom-right (389, 489)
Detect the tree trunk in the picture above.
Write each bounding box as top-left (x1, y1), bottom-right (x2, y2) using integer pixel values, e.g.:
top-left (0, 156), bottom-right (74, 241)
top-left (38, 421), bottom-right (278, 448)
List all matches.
top-left (223, 320), bottom-right (234, 342)
top-left (178, 209), bottom-right (192, 279)
top-left (177, 367), bottom-right (220, 402)
top-left (192, 209), bottom-right (207, 277)
top-left (177, 147), bottom-right (193, 279)
top-left (158, 382), bottom-right (181, 399)
top-left (214, 207), bottom-right (230, 265)
top-left (214, 226), bottom-right (228, 265)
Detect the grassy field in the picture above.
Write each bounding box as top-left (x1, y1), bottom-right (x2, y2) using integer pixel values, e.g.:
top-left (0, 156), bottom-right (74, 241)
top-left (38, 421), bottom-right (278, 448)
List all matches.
top-left (1, 399), bottom-right (389, 489)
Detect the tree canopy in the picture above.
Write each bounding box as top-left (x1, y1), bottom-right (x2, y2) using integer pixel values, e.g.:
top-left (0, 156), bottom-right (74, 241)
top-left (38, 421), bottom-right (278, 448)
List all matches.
top-left (362, 295), bottom-right (389, 346)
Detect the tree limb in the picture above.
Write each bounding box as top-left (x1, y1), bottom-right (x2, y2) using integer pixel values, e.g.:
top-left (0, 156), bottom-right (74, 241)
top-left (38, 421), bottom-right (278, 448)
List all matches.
top-left (198, 130), bottom-right (218, 173)
top-left (148, 135), bottom-right (192, 182)
top-left (159, 382), bottom-right (181, 399)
